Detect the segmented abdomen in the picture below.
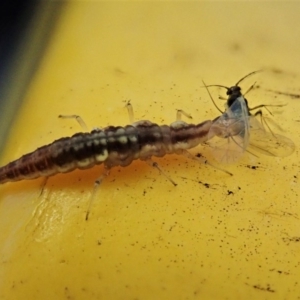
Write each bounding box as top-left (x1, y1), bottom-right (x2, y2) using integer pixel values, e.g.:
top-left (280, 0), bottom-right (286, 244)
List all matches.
top-left (0, 120), bottom-right (211, 184)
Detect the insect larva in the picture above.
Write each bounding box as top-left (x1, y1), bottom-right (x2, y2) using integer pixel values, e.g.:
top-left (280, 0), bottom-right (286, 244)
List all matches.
top-left (0, 110), bottom-right (218, 185)
top-left (1, 103), bottom-right (234, 220)
top-left (204, 71), bottom-right (295, 163)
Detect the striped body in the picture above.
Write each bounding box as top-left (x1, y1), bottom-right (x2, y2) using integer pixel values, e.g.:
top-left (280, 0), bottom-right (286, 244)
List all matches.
top-left (0, 119), bottom-right (212, 184)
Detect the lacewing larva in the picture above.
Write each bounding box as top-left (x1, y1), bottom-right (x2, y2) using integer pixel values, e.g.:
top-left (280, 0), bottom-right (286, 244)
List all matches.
top-left (0, 105), bottom-right (230, 186)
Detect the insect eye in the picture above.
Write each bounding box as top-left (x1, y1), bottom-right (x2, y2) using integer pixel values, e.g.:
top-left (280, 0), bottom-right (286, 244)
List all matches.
top-left (226, 88), bottom-right (233, 96)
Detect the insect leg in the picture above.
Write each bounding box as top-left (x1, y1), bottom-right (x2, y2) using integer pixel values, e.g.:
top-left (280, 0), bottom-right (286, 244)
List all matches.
top-left (85, 167), bottom-right (110, 221)
top-left (58, 114), bottom-right (89, 131)
top-left (178, 149), bottom-right (233, 176)
top-left (252, 109), bottom-right (277, 135)
top-left (125, 101), bottom-right (134, 123)
top-left (145, 158), bottom-right (177, 186)
top-left (249, 103), bottom-right (286, 116)
top-left (176, 109), bottom-right (193, 121)
top-left (39, 177), bottom-right (49, 197)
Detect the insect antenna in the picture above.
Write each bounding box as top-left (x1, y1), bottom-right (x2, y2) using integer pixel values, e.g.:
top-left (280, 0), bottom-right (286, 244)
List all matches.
top-left (204, 84), bottom-right (229, 90)
top-left (243, 81), bottom-right (257, 97)
top-left (235, 70), bottom-right (262, 86)
top-left (202, 80), bottom-right (223, 113)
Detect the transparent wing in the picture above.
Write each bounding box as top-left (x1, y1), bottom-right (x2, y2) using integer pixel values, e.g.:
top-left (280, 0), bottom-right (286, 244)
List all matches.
top-left (208, 96), bottom-right (250, 163)
top-left (248, 117), bottom-right (295, 157)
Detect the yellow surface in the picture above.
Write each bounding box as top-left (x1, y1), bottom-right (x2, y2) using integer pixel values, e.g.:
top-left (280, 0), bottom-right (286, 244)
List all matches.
top-left (1, 2), bottom-right (300, 299)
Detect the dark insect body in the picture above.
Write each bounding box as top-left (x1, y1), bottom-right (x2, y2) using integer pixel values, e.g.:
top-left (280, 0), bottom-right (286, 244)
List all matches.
top-left (204, 71), bottom-right (295, 163)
